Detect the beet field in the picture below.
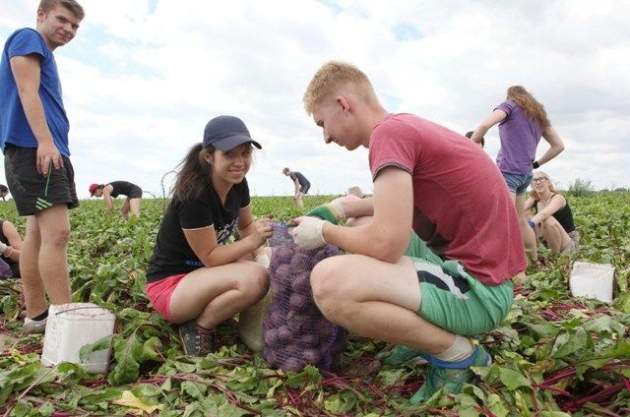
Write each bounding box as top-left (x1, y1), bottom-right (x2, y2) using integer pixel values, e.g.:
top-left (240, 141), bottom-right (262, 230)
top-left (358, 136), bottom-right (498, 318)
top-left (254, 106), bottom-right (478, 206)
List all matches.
top-left (0, 193), bottom-right (628, 417)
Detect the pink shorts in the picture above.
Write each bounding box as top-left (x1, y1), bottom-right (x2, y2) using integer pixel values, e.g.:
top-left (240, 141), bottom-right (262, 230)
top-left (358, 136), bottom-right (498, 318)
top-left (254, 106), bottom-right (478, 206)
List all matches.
top-left (145, 273), bottom-right (187, 321)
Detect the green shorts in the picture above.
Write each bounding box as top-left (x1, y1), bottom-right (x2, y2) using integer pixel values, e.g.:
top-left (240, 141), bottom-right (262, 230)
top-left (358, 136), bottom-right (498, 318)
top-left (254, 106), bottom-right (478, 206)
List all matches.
top-left (404, 233), bottom-right (513, 336)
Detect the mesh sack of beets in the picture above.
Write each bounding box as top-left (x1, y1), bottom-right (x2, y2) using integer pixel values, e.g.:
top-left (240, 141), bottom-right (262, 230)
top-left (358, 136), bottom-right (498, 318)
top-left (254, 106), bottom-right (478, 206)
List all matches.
top-left (262, 222), bottom-right (347, 372)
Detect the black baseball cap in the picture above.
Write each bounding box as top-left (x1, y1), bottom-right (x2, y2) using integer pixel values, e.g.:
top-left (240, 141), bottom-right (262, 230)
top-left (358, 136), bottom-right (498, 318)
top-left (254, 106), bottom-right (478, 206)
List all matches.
top-left (202, 115), bottom-right (262, 151)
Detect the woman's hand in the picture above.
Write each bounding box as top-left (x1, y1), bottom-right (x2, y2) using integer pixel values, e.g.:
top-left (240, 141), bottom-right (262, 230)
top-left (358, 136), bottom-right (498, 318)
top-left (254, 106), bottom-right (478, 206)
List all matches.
top-left (247, 218), bottom-right (274, 248)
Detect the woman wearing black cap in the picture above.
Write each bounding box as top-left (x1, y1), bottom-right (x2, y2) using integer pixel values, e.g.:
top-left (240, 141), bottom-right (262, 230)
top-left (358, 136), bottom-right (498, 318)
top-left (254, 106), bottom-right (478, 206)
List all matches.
top-left (145, 115), bottom-right (273, 356)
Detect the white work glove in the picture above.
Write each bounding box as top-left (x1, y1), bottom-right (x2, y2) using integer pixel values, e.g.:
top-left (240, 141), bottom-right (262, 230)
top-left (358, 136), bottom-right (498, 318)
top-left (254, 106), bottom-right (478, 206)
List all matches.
top-left (289, 216), bottom-right (327, 250)
top-left (0, 241), bottom-right (7, 255)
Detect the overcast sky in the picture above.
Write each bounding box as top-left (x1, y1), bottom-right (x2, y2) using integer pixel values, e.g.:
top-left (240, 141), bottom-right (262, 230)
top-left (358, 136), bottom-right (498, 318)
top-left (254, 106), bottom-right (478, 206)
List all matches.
top-left (2, 0), bottom-right (629, 198)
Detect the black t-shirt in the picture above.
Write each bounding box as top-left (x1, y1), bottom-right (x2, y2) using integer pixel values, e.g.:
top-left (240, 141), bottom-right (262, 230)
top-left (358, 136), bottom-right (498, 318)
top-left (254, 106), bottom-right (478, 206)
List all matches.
top-left (289, 172), bottom-right (310, 187)
top-left (109, 181), bottom-right (139, 198)
top-left (535, 194), bottom-right (576, 234)
top-left (146, 179), bottom-right (250, 282)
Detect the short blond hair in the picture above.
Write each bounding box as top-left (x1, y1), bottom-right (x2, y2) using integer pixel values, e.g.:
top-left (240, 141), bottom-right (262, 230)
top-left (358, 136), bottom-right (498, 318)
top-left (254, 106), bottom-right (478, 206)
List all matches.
top-left (39, 0), bottom-right (85, 20)
top-left (303, 61), bottom-right (377, 115)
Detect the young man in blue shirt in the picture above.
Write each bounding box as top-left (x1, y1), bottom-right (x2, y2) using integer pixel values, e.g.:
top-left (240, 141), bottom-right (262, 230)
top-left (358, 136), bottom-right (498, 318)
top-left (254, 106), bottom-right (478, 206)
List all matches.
top-left (0, 0), bottom-right (84, 333)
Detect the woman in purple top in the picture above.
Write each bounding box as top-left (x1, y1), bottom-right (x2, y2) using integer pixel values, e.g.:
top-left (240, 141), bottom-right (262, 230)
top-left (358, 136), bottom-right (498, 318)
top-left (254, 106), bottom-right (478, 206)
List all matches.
top-left (470, 86), bottom-right (565, 263)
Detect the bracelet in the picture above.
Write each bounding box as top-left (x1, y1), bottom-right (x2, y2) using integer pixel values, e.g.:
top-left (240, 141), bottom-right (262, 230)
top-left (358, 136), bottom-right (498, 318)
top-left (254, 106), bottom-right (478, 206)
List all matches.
top-left (532, 161), bottom-right (540, 169)
top-left (527, 219), bottom-right (536, 229)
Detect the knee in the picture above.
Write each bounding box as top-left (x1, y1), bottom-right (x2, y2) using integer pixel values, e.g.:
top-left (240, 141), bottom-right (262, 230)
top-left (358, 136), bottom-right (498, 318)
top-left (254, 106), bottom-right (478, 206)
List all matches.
top-left (541, 217), bottom-right (555, 231)
top-left (243, 263), bottom-right (269, 300)
top-left (310, 258), bottom-right (344, 317)
top-left (42, 228), bottom-right (71, 247)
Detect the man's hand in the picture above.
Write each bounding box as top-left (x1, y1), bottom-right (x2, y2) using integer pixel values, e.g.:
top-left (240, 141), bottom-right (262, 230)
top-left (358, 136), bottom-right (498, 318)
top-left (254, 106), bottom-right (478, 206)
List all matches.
top-left (37, 142), bottom-right (63, 175)
top-left (306, 197), bottom-right (349, 224)
top-left (289, 216), bottom-right (327, 250)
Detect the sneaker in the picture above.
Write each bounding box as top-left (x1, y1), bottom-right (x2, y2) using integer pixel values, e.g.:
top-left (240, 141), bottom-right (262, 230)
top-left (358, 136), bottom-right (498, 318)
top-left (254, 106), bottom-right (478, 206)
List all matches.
top-left (178, 321), bottom-right (216, 356)
top-left (379, 345), bottom-right (428, 366)
top-left (23, 317), bottom-right (47, 334)
top-left (409, 345), bottom-right (492, 404)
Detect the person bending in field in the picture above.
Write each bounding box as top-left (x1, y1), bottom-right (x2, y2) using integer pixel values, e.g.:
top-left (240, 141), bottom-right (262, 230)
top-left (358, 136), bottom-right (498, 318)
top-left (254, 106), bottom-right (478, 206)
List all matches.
top-left (524, 171), bottom-right (579, 257)
top-left (145, 115), bottom-right (272, 356)
top-left (282, 167), bottom-right (310, 208)
top-left (290, 61), bottom-right (525, 403)
top-left (89, 181), bottom-right (142, 218)
top-left (0, 218), bottom-right (23, 278)
top-left (470, 86), bottom-right (565, 263)
top-left (0, 0), bottom-right (84, 333)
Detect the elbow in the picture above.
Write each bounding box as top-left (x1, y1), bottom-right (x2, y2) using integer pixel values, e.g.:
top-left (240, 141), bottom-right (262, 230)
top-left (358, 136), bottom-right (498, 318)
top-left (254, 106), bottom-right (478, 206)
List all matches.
top-left (371, 236), bottom-right (407, 264)
top-left (556, 143), bottom-right (565, 153)
top-left (202, 248), bottom-right (221, 268)
top-left (203, 258), bottom-right (221, 268)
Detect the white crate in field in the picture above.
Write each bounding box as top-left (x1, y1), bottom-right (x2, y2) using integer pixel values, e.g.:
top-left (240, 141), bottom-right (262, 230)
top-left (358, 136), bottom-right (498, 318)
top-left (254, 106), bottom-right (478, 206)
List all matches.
top-left (569, 262), bottom-right (615, 303)
top-left (41, 303), bottom-right (115, 373)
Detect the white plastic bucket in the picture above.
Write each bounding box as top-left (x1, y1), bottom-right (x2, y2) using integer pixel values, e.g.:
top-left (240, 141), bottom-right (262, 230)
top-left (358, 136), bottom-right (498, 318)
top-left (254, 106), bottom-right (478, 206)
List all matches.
top-left (41, 303), bottom-right (116, 373)
top-left (569, 262), bottom-right (615, 303)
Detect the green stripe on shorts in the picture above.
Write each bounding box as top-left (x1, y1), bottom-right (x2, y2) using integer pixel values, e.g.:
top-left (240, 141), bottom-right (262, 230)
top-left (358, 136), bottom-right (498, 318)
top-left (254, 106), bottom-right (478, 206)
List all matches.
top-left (405, 232), bottom-right (513, 336)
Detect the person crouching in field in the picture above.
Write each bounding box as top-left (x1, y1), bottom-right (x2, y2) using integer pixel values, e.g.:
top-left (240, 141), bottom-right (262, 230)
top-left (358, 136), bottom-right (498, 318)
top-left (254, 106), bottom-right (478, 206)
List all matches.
top-left (524, 171), bottom-right (579, 257)
top-left (0, 184), bottom-right (9, 201)
top-left (290, 61), bottom-right (526, 403)
top-left (89, 181), bottom-right (142, 218)
top-left (145, 115), bottom-right (272, 356)
top-left (0, 218), bottom-right (23, 278)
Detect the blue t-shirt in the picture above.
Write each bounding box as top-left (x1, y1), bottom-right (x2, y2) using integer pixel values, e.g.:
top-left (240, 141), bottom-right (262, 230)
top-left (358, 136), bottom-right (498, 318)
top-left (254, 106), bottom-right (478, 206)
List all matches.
top-left (0, 28), bottom-right (70, 156)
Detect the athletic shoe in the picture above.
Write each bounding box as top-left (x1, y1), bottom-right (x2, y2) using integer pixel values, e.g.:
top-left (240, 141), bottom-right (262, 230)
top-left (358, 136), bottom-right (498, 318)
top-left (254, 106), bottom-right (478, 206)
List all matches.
top-left (410, 345), bottom-right (492, 404)
top-left (380, 345), bottom-right (428, 366)
top-left (23, 317), bottom-right (47, 334)
top-left (178, 321), bottom-right (216, 356)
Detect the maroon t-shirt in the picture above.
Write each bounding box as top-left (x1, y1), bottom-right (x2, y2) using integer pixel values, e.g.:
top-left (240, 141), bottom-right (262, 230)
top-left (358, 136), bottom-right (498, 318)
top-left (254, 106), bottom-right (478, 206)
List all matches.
top-left (369, 113), bottom-right (525, 286)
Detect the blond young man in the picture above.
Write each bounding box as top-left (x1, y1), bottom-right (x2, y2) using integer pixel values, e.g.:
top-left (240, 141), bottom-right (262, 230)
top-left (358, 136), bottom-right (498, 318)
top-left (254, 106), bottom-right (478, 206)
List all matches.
top-left (0, 0), bottom-right (84, 333)
top-left (290, 62), bottom-right (526, 403)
